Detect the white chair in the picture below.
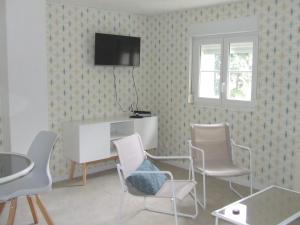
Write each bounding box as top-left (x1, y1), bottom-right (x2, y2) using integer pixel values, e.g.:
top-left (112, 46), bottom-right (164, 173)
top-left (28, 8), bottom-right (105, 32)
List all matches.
top-left (113, 133), bottom-right (198, 225)
top-left (189, 123), bottom-right (253, 209)
top-left (0, 131), bottom-right (58, 225)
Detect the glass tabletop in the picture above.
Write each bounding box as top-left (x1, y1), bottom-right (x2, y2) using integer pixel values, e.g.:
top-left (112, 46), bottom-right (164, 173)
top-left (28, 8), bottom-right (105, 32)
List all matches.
top-left (213, 186), bottom-right (300, 225)
top-left (0, 153), bottom-right (34, 184)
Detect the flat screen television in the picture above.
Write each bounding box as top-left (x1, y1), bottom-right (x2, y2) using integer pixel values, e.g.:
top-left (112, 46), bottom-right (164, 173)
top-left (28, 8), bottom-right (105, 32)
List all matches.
top-left (94, 33), bottom-right (140, 66)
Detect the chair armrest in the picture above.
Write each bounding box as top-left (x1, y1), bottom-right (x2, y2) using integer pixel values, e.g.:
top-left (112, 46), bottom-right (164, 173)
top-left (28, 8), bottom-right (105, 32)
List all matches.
top-left (121, 168), bottom-right (179, 198)
top-left (145, 152), bottom-right (191, 161)
top-left (231, 139), bottom-right (252, 171)
top-left (145, 151), bottom-right (195, 181)
top-left (231, 139), bottom-right (251, 152)
top-left (188, 140), bottom-right (205, 171)
top-left (189, 143), bottom-right (205, 154)
top-left (127, 170), bottom-right (174, 180)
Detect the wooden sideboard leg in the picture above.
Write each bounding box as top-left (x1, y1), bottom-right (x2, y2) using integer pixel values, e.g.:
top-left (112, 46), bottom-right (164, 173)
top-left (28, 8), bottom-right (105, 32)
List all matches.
top-left (0, 202), bottom-right (5, 216)
top-left (69, 161), bottom-right (76, 180)
top-left (7, 198), bottom-right (17, 225)
top-left (82, 163), bottom-right (87, 186)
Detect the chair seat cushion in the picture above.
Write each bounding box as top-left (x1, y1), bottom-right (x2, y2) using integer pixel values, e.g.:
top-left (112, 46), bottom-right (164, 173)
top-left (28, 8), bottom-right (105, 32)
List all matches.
top-left (197, 163), bottom-right (250, 177)
top-left (126, 159), bottom-right (167, 195)
top-left (155, 180), bottom-right (196, 200)
top-left (0, 172), bottom-right (51, 202)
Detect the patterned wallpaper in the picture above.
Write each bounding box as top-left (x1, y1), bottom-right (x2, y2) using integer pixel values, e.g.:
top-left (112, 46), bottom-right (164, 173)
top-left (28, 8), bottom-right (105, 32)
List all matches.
top-left (153, 0), bottom-right (300, 188)
top-left (0, 102), bottom-right (3, 152)
top-left (0, 0), bottom-right (295, 187)
top-left (47, 3), bottom-right (159, 178)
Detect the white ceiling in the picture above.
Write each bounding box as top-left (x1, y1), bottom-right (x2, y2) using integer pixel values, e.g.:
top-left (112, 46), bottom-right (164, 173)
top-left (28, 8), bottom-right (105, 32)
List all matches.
top-left (49, 0), bottom-right (241, 15)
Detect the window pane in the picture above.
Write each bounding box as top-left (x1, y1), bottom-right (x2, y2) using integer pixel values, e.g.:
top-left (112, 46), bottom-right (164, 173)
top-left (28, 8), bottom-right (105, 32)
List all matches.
top-left (199, 44), bottom-right (221, 99)
top-left (199, 72), bottom-right (220, 98)
top-left (227, 42), bottom-right (253, 101)
top-left (228, 72), bottom-right (252, 101)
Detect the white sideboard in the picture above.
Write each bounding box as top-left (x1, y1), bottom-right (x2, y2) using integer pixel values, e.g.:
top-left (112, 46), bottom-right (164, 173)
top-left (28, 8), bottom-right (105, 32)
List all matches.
top-left (63, 116), bottom-right (158, 184)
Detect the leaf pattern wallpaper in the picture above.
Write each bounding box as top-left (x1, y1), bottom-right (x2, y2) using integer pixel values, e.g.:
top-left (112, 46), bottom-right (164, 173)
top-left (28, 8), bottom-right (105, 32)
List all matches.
top-left (0, 0), bottom-right (299, 188)
top-left (0, 102), bottom-right (3, 152)
top-left (153, 0), bottom-right (300, 188)
top-left (47, 3), bottom-right (159, 179)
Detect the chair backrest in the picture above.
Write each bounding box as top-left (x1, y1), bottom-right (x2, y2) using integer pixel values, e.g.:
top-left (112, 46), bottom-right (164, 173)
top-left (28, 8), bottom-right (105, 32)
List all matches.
top-left (27, 131), bottom-right (58, 183)
top-left (113, 133), bottom-right (146, 179)
top-left (191, 123), bottom-right (232, 168)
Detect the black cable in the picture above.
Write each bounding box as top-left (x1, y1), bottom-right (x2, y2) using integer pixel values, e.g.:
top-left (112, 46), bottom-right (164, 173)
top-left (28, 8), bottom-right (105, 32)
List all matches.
top-left (131, 67), bottom-right (139, 111)
top-left (113, 67), bottom-right (128, 112)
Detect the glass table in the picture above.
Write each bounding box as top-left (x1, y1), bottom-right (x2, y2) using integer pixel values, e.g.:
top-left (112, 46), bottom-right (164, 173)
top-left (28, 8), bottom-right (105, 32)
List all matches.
top-left (212, 186), bottom-right (300, 225)
top-left (0, 152), bottom-right (34, 184)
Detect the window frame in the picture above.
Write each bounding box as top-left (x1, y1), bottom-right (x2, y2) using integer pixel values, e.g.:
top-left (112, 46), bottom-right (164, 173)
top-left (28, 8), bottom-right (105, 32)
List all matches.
top-left (192, 36), bottom-right (223, 107)
top-left (192, 31), bottom-right (258, 110)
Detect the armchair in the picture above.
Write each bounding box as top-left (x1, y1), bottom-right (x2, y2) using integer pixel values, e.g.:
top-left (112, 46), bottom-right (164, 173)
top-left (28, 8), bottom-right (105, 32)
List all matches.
top-left (113, 133), bottom-right (198, 225)
top-left (189, 123), bottom-right (253, 209)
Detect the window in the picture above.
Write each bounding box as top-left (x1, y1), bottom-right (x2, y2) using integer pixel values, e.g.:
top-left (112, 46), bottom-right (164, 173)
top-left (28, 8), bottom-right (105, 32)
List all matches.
top-left (227, 42), bottom-right (253, 101)
top-left (199, 43), bottom-right (221, 99)
top-left (192, 32), bottom-right (258, 109)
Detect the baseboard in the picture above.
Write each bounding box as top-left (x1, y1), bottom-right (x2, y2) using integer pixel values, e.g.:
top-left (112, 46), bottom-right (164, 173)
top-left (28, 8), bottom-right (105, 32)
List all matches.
top-left (53, 163), bottom-right (117, 183)
top-left (163, 161), bottom-right (266, 190)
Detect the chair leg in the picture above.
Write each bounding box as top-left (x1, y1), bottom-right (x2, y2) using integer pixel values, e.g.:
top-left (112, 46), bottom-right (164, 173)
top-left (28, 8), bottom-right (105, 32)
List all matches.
top-left (7, 198), bottom-right (17, 225)
top-left (250, 172), bottom-right (253, 195)
top-left (0, 202), bottom-right (6, 216)
top-left (35, 195), bottom-right (54, 225)
top-left (171, 197), bottom-right (178, 225)
top-left (27, 196), bottom-right (39, 224)
top-left (229, 180), bottom-right (243, 198)
top-left (117, 192), bottom-right (126, 225)
top-left (145, 205), bottom-right (198, 219)
top-left (202, 173), bottom-right (206, 209)
top-left (215, 216), bottom-right (219, 225)
top-left (188, 187), bottom-right (199, 219)
top-left (192, 187), bottom-right (198, 218)
top-left (191, 173), bottom-right (206, 209)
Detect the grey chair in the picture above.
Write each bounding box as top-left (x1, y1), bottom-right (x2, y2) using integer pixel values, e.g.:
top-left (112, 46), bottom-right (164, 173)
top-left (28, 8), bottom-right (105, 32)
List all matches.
top-left (189, 123), bottom-right (253, 209)
top-left (0, 131), bottom-right (58, 225)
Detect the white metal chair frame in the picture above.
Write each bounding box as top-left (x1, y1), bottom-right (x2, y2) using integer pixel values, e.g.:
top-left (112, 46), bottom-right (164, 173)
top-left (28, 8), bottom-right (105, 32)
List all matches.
top-left (115, 134), bottom-right (198, 225)
top-left (188, 137), bottom-right (253, 209)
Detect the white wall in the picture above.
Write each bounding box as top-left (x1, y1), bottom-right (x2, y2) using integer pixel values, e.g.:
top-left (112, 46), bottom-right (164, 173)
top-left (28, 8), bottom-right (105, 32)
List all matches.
top-left (5, 0), bottom-right (48, 154)
top-left (0, 0), bottom-right (10, 152)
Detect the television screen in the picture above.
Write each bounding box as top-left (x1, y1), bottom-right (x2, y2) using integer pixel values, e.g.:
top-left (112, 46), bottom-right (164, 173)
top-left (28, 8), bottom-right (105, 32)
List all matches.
top-left (94, 33), bottom-right (140, 66)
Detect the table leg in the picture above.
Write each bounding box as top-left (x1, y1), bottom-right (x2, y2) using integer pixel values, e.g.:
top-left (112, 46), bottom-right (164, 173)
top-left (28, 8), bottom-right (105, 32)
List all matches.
top-left (69, 161), bottom-right (76, 180)
top-left (7, 198), bottom-right (17, 225)
top-left (82, 163), bottom-right (87, 186)
top-left (215, 216), bottom-right (219, 225)
top-left (0, 202), bottom-right (5, 216)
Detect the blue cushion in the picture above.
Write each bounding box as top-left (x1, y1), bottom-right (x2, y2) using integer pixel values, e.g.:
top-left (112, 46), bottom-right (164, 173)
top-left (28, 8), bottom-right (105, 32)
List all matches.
top-left (126, 159), bottom-right (167, 195)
